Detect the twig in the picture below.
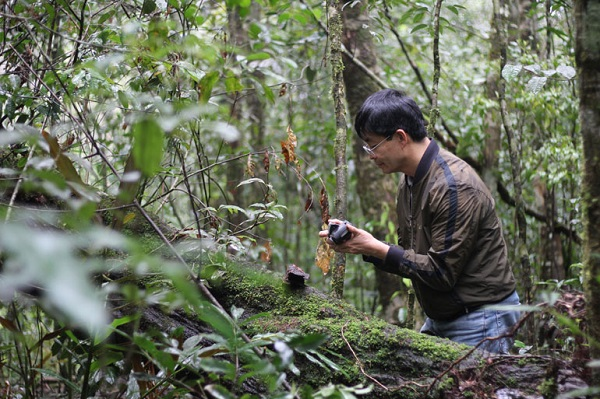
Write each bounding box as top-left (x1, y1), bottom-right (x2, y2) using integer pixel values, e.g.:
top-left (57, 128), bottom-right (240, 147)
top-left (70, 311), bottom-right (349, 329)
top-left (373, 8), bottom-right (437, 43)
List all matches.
top-left (340, 322), bottom-right (389, 391)
top-left (5, 144), bottom-right (36, 222)
top-left (428, 0), bottom-right (443, 136)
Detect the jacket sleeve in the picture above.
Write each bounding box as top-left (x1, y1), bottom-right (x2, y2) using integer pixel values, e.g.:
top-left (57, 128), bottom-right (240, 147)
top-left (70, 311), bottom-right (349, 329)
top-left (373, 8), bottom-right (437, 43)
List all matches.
top-left (366, 185), bottom-right (488, 292)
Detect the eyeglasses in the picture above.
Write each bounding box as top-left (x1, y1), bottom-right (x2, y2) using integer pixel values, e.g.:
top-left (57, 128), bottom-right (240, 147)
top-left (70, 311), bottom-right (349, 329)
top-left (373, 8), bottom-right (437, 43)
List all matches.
top-left (362, 135), bottom-right (393, 156)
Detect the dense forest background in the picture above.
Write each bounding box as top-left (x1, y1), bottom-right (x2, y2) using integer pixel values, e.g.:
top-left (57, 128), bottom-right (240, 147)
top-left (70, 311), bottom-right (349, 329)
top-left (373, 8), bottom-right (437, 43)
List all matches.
top-left (1, 0), bottom-right (599, 397)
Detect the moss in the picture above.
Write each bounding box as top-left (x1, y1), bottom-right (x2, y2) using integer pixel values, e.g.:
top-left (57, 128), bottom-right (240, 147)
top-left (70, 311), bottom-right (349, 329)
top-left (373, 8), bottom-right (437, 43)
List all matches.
top-left (437, 376), bottom-right (456, 391)
top-left (537, 378), bottom-right (556, 397)
top-left (505, 376), bottom-right (517, 388)
top-left (463, 390), bottom-right (476, 398)
top-left (402, 330), bottom-right (469, 361)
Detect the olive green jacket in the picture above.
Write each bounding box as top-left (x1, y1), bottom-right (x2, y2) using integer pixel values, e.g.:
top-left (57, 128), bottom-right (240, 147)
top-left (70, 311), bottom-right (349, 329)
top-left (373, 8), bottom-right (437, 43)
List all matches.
top-left (365, 140), bottom-right (516, 321)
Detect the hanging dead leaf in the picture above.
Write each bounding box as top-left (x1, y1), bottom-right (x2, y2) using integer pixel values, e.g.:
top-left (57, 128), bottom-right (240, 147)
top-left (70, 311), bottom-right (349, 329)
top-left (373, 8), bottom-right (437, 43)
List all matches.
top-left (61, 133), bottom-right (75, 149)
top-left (0, 316), bottom-right (18, 332)
top-left (41, 130), bottom-right (85, 187)
top-left (320, 186), bottom-right (330, 225)
top-left (315, 234), bottom-right (334, 275)
top-left (246, 154), bottom-right (256, 177)
top-left (281, 125), bottom-right (297, 165)
top-left (263, 150), bottom-right (270, 173)
top-left (260, 241), bottom-right (272, 263)
top-left (273, 155), bottom-right (283, 172)
top-left (304, 191), bottom-right (313, 212)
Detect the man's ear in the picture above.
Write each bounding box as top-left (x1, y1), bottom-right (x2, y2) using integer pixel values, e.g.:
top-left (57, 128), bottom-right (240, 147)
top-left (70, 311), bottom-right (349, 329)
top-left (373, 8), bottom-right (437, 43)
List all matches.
top-left (396, 129), bottom-right (409, 143)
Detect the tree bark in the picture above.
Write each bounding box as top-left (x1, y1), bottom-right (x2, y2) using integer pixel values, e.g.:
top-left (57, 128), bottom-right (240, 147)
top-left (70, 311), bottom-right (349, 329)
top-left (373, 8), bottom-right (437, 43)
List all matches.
top-left (328, 0), bottom-right (349, 299)
top-left (341, 2), bottom-right (406, 325)
top-left (575, 0), bottom-right (600, 386)
top-left (483, 0), bottom-right (504, 191)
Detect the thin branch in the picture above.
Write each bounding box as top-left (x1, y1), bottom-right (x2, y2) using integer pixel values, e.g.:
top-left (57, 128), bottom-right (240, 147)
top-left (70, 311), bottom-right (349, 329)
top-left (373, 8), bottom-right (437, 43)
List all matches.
top-left (428, 0), bottom-right (443, 136)
top-left (71, 0), bottom-right (89, 65)
top-left (341, 322), bottom-right (389, 391)
top-left (499, 88), bottom-right (532, 307)
top-left (5, 144), bottom-right (36, 222)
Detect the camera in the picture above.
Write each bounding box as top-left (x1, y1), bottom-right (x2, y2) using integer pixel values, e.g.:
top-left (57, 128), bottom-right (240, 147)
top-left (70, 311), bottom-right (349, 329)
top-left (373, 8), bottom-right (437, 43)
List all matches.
top-left (328, 220), bottom-right (352, 244)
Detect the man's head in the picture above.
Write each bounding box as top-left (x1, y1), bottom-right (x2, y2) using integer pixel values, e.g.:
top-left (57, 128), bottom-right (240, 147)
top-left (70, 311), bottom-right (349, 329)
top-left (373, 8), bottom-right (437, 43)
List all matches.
top-left (354, 89), bottom-right (428, 142)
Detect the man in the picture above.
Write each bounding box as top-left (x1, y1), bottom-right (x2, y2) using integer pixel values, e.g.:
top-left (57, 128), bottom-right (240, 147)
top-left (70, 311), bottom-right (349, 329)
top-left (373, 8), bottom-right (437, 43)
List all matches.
top-left (320, 88), bottom-right (520, 354)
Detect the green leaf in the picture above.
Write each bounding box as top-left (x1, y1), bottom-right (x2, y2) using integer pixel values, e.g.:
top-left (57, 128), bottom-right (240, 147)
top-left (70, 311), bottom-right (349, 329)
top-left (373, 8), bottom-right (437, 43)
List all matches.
top-left (199, 71), bottom-right (220, 103)
top-left (205, 384), bottom-right (237, 399)
top-left (246, 52), bottom-right (271, 61)
top-left (446, 5), bottom-right (460, 15)
top-left (502, 64), bottom-right (522, 82)
top-left (134, 334), bottom-right (177, 371)
top-left (184, 4), bottom-right (198, 22)
top-left (224, 70), bottom-right (243, 93)
top-left (200, 358), bottom-right (237, 377)
top-left (411, 23), bottom-right (428, 33)
top-left (98, 9), bottom-right (115, 24)
top-left (117, 90), bottom-right (129, 108)
top-left (142, 0), bottom-right (156, 14)
top-left (526, 76), bottom-right (547, 94)
top-left (523, 64), bottom-right (541, 75)
top-left (33, 368), bottom-right (81, 392)
top-left (287, 333), bottom-right (329, 352)
top-left (197, 304), bottom-right (236, 341)
top-left (132, 118), bottom-right (164, 177)
top-left (95, 314), bottom-right (139, 344)
top-left (557, 65), bottom-right (576, 80)
top-left (260, 81), bottom-right (275, 104)
top-left (237, 177), bottom-right (266, 188)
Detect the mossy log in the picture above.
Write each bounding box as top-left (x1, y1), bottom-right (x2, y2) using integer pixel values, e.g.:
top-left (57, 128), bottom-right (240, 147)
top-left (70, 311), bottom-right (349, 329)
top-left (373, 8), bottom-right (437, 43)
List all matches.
top-left (121, 255), bottom-right (589, 399)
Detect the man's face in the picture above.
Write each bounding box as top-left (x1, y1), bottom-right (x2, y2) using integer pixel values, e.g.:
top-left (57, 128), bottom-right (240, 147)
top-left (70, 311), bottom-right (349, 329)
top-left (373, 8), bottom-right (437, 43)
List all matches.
top-left (362, 132), bottom-right (403, 174)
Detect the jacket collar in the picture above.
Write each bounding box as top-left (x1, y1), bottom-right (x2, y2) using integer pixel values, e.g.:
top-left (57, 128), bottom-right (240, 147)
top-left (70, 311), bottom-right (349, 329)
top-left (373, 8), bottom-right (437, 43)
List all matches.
top-left (412, 139), bottom-right (439, 184)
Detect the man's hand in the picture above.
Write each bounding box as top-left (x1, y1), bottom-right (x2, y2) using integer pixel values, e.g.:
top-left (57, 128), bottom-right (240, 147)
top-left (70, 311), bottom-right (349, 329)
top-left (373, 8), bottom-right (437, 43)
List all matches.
top-left (319, 219), bottom-right (390, 259)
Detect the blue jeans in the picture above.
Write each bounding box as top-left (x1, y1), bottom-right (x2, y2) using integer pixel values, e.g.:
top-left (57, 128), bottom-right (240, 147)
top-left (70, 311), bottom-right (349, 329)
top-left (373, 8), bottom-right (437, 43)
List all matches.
top-left (420, 291), bottom-right (521, 354)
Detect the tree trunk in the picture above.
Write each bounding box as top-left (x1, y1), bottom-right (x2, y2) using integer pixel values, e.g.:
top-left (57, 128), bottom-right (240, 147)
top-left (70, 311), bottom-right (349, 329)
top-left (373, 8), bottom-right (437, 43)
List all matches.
top-left (328, 0), bottom-right (349, 299)
top-left (575, 0), bottom-right (600, 386)
top-left (483, 0), bottom-right (504, 192)
top-left (341, 3), bottom-right (406, 325)
top-left (225, 4), bottom-right (267, 235)
top-left (496, 0), bottom-right (536, 345)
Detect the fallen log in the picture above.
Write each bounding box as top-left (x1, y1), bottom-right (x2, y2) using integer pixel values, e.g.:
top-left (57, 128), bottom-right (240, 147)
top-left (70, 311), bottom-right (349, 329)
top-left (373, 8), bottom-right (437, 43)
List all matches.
top-left (119, 254), bottom-right (590, 399)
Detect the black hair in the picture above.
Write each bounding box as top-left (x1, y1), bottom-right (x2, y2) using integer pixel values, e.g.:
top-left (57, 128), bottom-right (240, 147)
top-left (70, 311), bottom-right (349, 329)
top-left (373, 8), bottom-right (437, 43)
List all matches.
top-left (354, 89), bottom-right (428, 142)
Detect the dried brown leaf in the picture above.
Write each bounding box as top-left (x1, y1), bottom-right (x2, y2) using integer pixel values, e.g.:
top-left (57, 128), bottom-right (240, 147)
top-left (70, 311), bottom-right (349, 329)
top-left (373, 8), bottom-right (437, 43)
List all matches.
top-left (315, 234), bottom-right (334, 275)
top-left (263, 150), bottom-right (270, 173)
top-left (304, 192), bottom-right (313, 212)
top-left (246, 154), bottom-right (256, 177)
top-left (281, 125), bottom-right (297, 165)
